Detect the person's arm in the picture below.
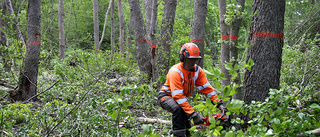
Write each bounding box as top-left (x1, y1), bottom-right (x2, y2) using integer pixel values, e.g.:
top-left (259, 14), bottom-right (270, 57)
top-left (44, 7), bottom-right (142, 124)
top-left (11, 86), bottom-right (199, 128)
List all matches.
top-left (195, 68), bottom-right (220, 103)
top-left (168, 70), bottom-right (195, 115)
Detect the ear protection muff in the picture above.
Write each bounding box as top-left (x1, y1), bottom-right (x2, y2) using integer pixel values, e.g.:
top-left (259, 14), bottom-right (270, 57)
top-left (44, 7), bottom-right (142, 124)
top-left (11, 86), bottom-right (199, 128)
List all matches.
top-left (179, 46), bottom-right (190, 62)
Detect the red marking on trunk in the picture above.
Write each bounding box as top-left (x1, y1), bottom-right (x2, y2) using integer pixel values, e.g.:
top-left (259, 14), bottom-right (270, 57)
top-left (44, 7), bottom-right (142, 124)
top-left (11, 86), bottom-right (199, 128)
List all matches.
top-left (159, 37), bottom-right (168, 40)
top-left (151, 45), bottom-right (157, 48)
top-left (250, 31), bottom-right (284, 38)
top-left (190, 39), bottom-right (204, 43)
top-left (27, 42), bottom-right (41, 45)
top-left (135, 39), bottom-right (147, 41)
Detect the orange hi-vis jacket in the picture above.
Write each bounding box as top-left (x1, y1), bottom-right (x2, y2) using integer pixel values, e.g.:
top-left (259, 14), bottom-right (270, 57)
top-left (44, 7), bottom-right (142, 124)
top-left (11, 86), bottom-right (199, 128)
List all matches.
top-left (160, 62), bottom-right (220, 115)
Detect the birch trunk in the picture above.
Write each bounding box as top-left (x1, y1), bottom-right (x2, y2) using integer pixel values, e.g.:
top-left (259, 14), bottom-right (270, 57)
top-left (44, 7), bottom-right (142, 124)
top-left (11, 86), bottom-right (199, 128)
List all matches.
top-left (93, 0), bottom-right (99, 53)
top-left (218, 0), bottom-right (231, 89)
top-left (5, 0), bottom-right (26, 46)
top-left (111, 0), bottom-right (115, 55)
top-left (99, 0), bottom-right (112, 46)
top-left (118, 0), bottom-right (125, 54)
top-left (230, 0), bottom-right (245, 100)
top-left (59, 0), bottom-right (65, 61)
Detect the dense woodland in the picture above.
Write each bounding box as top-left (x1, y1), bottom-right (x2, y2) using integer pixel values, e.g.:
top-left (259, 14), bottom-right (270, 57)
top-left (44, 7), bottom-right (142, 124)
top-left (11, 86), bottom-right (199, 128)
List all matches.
top-left (0, 0), bottom-right (320, 136)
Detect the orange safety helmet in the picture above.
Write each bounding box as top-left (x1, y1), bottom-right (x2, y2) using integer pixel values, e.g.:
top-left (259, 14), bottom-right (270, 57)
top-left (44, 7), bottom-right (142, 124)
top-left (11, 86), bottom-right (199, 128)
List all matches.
top-left (179, 43), bottom-right (202, 62)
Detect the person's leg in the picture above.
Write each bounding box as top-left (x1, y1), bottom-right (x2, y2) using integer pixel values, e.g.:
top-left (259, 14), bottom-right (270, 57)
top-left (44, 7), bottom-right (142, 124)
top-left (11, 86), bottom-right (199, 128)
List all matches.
top-left (159, 94), bottom-right (189, 137)
top-left (172, 105), bottom-right (189, 137)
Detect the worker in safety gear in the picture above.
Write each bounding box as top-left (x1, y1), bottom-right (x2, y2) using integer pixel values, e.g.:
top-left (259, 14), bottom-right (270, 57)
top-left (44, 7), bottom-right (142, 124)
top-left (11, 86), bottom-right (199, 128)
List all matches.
top-left (157, 43), bottom-right (224, 137)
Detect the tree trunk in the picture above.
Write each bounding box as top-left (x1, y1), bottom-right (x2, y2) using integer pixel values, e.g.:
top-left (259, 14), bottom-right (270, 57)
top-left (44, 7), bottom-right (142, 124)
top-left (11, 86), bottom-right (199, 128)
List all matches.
top-left (129, 0), bottom-right (152, 83)
top-left (93, 0), bottom-right (99, 53)
top-left (5, 0), bottom-right (26, 46)
top-left (243, 0), bottom-right (285, 103)
top-left (157, 0), bottom-right (177, 78)
top-left (118, 0), bottom-right (125, 54)
top-left (218, 0), bottom-right (231, 89)
top-left (126, 12), bottom-right (132, 61)
top-left (0, 0), bottom-right (10, 71)
top-left (230, 0), bottom-right (245, 100)
top-left (145, 0), bottom-right (158, 81)
top-left (110, 0), bottom-right (115, 55)
top-left (59, 0), bottom-right (65, 62)
top-left (190, 0), bottom-right (207, 68)
top-left (99, 0), bottom-right (112, 46)
top-left (12, 0), bottom-right (41, 101)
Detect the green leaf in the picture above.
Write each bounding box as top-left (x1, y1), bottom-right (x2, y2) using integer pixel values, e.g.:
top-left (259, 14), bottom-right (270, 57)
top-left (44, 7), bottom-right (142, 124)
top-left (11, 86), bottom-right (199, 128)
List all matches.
top-left (230, 89), bottom-right (236, 96)
top-left (193, 104), bottom-right (206, 111)
top-left (111, 112), bottom-right (117, 119)
top-left (234, 64), bottom-right (239, 70)
top-left (121, 127), bottom-right (132, 133)
top-left (248, 58), bottom-right (254, 67)
top-left (206, 98), bottom-right (212, 107)
top-left (236, 130), bottom-right (244, 137)
top-left (223, 85), bottom-right (231, 97)
top-left (265, 129), bottom-right (274, 136)
top-left (265, 115), bottom-right (270, 121)
top-left (204, 69), bottom-right (214, 77)
top-left (223, 97), bottom-right (230, 101)
top-left (225, 63), bottom-right (233, 70)
top-left (249, 113), bottom-right (253, 119)
top-left (142, 124), bottom-right (150, 133)
top-left (209, 115), bottom-right (216, 126)
top-left (225, 132), bottom-right (234, 137)
top-left (310, 103), bottom-right (320, 111)
top-left (271, 118), bottom-right (280, 124)
top-left (189, 126), bottom-right (197, 131)
top-left (214, 69), bottom-right (221, 76)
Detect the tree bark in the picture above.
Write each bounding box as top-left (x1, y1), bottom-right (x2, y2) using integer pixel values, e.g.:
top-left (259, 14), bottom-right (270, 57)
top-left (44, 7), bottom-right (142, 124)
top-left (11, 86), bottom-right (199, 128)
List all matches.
top-left (190, 0), bottom-right (207, 68)
top-left (99, 0), bottom-right (112, 46)
top-left (59, 0), bottom-right (65, 61)
top-left (5, 0), bottom-right (26, 46)
top-left (126, 11), bottom-right (132, 61)
top-left (129, 0), bottom-right (152, 83)
top-left (145, 0), bottom-right (158, 81)
top-left (12, 0), bottom-right (41, 101)
top-left (110, 0), bottom-right (115, 55)
top-left (243, 0), bottom-right (285, 103)
top-left (157, 0), bottom-right (177, 77)
top-left (218, 0), bottom-right (231, 89)
top-left (230, 0), bottom-right (245, 100)
top-left (93, 0), bottom-right (99, 53)
top-left (118, 0), bottom-right (125, 54)
top-left (0, 0), bottom-right (10, 71)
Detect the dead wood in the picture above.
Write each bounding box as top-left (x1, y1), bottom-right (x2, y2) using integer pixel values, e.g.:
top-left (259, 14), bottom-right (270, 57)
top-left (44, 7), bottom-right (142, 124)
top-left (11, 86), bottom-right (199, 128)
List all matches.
top-left (137, 117), bottom-right (171, 124)
top-left (297, 127), bottom-right (320, 137)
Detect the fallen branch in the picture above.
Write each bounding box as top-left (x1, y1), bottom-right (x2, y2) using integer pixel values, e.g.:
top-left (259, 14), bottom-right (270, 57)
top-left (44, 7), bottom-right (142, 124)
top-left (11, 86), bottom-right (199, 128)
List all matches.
top-left (297, 127), bottom-right (320, 137)
top-left (0, 82), bottom-right (15, 89)
top-left (137, 117), bottom-right (171, 124)
top-left (26, 80), bottom-right (59, 102)
top-left (0, 130), bottom-right (10, 136)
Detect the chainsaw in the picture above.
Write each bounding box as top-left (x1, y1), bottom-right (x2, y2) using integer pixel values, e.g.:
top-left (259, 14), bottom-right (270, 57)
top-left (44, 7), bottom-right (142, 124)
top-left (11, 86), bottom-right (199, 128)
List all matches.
top-left (196, 109), bottom-right (231, 129)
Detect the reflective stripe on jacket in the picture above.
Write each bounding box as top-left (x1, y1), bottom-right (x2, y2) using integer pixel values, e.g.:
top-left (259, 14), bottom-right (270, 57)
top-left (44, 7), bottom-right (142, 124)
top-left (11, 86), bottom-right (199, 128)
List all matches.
top-left (160, 62), bottom-right (220, 115)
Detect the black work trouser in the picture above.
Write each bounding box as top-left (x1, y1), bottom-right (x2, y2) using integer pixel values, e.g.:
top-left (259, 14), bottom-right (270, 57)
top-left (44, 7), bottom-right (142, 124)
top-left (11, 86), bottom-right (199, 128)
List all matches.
top-left (158, 92), bottom-right (192, 137)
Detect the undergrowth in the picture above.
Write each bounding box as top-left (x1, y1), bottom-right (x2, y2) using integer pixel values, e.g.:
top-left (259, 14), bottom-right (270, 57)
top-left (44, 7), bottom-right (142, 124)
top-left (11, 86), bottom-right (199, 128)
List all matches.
top-left (0, 44), bottom-right (319, 136)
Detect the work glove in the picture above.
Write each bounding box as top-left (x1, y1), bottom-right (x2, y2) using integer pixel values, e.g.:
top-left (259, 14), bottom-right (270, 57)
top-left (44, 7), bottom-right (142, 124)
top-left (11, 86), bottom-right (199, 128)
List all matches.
top-left (190, 112), bottom-right (204, 125)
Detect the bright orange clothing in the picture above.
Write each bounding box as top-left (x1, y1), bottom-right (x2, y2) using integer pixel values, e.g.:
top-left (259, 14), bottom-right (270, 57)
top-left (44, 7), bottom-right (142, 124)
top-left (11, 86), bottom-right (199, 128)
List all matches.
top-left (160, 62), bottom-right (220, 115)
